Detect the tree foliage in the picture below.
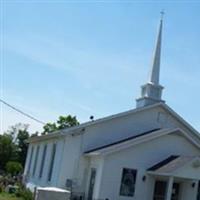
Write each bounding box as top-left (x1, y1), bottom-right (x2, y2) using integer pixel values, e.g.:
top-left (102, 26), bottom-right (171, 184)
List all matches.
top-left (0, 115), bottom-right (80, 172)
top-left (0, 123), bottom-right (30, 170)
top-left (42, 115), bottom-right (79, 134)
top-left (17, 129), bottom-right (29, 167)
top-left (0, 134), bottom-right (17, 170)
top-left (6, 161), bottom-right (23, 176)
top-left (43, 123), bottom-right (57, 134)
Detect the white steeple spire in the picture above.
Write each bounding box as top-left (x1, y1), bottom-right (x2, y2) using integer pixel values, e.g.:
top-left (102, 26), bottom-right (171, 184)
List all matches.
top-left (149, 14), bottom-right (163, 85)
top-left (136, 13), bottom-right (165, 108)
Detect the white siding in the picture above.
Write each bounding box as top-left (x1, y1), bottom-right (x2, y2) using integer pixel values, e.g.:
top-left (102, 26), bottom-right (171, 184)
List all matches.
top-left (97, 133), bottom-right (200, 200)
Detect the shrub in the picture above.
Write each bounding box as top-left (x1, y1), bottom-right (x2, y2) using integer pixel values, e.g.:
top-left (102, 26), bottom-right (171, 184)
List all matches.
top-left (16, 186), bottom-right (33, 200)
top-left (5, 161), bottom-right (23, 176)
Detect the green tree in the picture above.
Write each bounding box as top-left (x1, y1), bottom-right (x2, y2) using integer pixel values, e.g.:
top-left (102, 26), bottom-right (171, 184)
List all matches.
top-left (17, 129), bottom-right (29, 167)
top-left (6, 161), bottom-right (23, 176)
top-left (0, 123), bottom-right (30, 170)
top-left (0, 134), bottom-right (18, 170)
top-left (43, 123), bottom-right (57, 134)
top-left (57, 115), bottom-right (79, 129)
top-left (7, 123), bottom-right (30, 167)
top-left (42, 115), bottom-right (79, 134)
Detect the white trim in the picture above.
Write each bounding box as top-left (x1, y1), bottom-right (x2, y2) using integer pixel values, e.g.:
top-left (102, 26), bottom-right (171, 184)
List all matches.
top-left (162, 104), bottom-right (200, 139)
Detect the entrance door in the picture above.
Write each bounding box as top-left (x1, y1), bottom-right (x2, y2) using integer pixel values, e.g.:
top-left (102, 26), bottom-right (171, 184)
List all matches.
top-left (171, 183), bottom-right (180, 200)
top-left (88, 168), bottom-right (96, 200)
top-left (153, 181), bottom-right (167, 200)
top-left (153, 181), bottom-right (180, 200)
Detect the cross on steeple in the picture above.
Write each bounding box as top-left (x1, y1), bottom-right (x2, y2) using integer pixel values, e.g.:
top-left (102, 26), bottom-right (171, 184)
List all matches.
top-left (160, 10), bottom-right (165, 20)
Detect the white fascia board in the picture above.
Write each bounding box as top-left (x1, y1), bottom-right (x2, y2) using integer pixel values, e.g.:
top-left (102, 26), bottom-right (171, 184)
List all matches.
top-left (147, 171), bottom-right (174, 177)
top-left (179, 129), bottom-right (200, 149)
top-left (27, 132), bottom-right (64, 143)
top-left (27, 127), bottom-right (85, 143)
top-left (147, 171), bottom-right (195, 180)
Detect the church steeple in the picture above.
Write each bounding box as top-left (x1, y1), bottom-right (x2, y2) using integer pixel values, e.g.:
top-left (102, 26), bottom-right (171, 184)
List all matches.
top-left (136, 13), bottom-right (165, 108)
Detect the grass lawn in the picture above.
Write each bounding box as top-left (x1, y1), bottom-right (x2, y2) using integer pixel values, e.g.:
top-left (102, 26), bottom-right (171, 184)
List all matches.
top-left (0, 193), bottom-right (23, 200)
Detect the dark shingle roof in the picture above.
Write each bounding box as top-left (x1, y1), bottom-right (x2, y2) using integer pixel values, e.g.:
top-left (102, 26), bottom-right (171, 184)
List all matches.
top-left (85, 128), bottom-right (160, 154)
top-left (148, 155), bottom-right (199, 173)
top-left (148, 155), bottom-right (180, 171)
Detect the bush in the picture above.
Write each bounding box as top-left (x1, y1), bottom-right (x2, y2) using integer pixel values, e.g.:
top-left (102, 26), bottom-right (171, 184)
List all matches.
top-left (15, 186), bottom-right (33, 200)
top-left (5, 161), bottom-right (23, 176)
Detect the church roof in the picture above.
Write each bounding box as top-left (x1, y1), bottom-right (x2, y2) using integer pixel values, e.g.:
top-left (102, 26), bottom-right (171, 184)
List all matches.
top-left (148, 155), bottom-right (180, 171)
top-left (148, 155), bottom-right (200, 174)
top-left (85, 128), bottom-right (160, 154)
top-left (84, 128), bottom-right (200, 156)
top-left (28, 103), bottom-right (200, 144)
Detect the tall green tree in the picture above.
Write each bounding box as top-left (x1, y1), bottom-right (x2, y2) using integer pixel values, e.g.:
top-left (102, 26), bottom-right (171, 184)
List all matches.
top-left (7, 123), bottom-right (30, 167)
top-left (17, 129), bottom-right (29, 167)
top-left (0, 134), bottom-right (17, 170)
top-left (0, 123), bottom-right (30, 170)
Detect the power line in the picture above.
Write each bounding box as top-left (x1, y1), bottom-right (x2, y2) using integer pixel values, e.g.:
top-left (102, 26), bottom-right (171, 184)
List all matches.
top-left (0, 98), bottom-right (46, 125)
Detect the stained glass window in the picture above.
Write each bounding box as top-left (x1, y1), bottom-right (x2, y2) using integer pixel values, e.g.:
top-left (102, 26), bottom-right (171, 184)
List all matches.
top-left (119, 168), bottom-right (137, 197)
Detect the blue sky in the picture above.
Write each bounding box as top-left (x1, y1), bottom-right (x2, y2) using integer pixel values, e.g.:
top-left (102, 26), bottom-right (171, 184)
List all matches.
top-left (0, 1), bottom-right (200, 133)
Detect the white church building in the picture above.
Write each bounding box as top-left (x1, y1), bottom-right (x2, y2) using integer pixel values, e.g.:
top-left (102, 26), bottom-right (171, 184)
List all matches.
top-left (24, 16), bottom-right (200, 200)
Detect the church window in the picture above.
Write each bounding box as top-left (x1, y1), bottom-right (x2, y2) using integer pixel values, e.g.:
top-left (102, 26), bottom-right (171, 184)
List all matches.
top-left (48, 143), bottom-right (57, 182)
top-left (33, 145), bottom-right (40, 177)
top-left (88, 168), bottom-right (96, 200)
top-left (27, 146), bottom-right (34, 175)
top-left (119, 168), bottom-right (137, 197)
top-left (39, 144), bottom-right (47, 178)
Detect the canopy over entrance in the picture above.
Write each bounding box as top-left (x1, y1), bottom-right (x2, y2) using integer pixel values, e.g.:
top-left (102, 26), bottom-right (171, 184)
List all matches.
top-left (148, 155), bottom-right (200, 180)
top-left (147, 155), bottom-right (200, 200)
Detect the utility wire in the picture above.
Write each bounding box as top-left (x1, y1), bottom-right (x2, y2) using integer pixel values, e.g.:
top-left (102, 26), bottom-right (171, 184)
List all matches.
top-left (0, 98), bottom-right (45, 125)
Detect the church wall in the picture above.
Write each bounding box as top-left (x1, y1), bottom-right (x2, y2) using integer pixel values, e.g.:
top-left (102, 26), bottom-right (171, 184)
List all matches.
top-left (96, 133), bottom-right (200, 200)
top-left (175, 161), bottom-right (200, 180)
top-left (25, 134), bottom-right (90, 193)
top-left (24, 138), bottom-right (65, 188)
top-left (24, 144), bottom-right (32, 177)
top-left (165, 113), bottom-right (200, 142)
top-left (57, 134), bottom-right (86, 189)
top-left (82, 107), bottom-right (165, 151)
top-left (181, 180), bottom-right (199, 200)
